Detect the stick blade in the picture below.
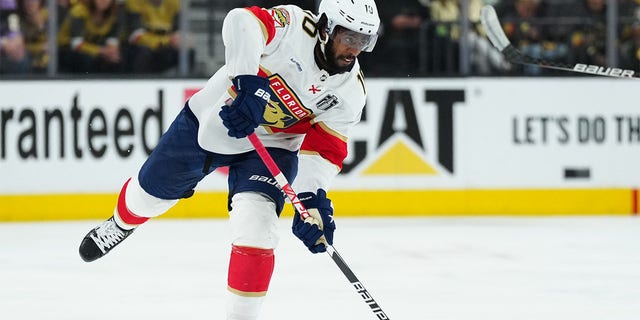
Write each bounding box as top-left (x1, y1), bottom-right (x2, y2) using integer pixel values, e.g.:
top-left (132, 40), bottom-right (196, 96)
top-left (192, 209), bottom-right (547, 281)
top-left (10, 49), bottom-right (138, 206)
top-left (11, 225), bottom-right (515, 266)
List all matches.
top-left (481, 5), bottom-right (511, 51)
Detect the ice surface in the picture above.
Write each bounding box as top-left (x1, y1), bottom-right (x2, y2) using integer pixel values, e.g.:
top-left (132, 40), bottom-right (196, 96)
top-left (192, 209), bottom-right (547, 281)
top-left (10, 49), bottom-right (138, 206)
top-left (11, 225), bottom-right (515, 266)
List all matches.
top-left (1, 217), bottom-right (639, 320)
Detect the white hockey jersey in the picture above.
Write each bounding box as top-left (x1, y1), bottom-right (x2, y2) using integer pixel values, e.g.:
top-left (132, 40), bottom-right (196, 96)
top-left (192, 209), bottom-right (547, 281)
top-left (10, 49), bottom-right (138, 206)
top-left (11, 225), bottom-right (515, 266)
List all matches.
top-left (188, 5), bottom-right (367, 193)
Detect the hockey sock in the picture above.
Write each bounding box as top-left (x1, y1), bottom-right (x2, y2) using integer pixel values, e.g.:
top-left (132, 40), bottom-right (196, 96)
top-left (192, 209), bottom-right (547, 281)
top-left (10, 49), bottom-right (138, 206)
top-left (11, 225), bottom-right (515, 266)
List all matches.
top-left (113, 178), bottom-right (149, 230)
top-left (226, 245), bottom-right (275, 320)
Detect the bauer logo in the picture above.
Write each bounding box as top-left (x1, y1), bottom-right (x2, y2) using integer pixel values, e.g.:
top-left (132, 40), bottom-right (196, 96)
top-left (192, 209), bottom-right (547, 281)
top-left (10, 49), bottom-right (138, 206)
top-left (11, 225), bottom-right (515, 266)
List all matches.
top-left (248, 175), bottom-right (281, 188)
top-left (573, 64), bottom-right (634, 77)
top-left (353, 282), bottom-right (389, 320)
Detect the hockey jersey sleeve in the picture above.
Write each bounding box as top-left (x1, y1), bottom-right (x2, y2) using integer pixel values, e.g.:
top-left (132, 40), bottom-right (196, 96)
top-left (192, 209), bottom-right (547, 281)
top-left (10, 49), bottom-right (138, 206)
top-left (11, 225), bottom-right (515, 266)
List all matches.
top-left (293, 72), bottom-right (367, 194)
top-left (292, 121), bottom-right (349, 194)
top-left (222, 6), bottom-right (276, 78)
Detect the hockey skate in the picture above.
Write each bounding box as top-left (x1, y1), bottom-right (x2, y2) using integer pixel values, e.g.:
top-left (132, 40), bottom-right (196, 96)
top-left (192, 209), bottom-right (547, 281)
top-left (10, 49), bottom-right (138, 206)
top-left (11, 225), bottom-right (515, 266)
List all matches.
top-left (79, 216), bottom-right (134, 262)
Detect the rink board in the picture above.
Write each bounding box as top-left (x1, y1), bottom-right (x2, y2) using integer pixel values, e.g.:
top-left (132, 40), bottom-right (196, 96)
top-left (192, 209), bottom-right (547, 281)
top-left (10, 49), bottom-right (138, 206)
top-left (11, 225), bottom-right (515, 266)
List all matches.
top-left (0, 189), bottom-right (635, 221)
top-left (1, 78), bottom-right (638, 220)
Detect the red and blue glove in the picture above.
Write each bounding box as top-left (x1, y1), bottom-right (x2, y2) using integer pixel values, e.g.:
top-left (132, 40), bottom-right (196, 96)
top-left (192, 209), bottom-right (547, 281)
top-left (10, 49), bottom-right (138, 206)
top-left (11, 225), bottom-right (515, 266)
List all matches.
top-left (292, 189), bottom-right (336, 253)
top-left (219, 75), bottom-right (271, 138)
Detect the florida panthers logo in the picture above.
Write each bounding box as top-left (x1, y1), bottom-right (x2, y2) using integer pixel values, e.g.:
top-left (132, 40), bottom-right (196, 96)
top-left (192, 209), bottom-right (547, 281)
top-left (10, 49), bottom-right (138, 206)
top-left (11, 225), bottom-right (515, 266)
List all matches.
top-left (261, 74), bottom-right (312, 128)
top-left (263, 100), bottom-right (294, 128)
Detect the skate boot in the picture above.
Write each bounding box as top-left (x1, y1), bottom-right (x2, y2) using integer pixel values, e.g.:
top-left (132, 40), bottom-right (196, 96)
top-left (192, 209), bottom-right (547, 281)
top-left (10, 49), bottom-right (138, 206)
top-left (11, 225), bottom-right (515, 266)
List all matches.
top-left (79, 216), bottom-right (134, 262)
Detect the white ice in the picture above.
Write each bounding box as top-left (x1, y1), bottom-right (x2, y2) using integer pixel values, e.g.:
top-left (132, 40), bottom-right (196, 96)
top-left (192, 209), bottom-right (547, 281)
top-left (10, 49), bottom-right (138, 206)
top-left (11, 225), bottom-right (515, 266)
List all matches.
top-left (1, 217), bottom-right (639, 320)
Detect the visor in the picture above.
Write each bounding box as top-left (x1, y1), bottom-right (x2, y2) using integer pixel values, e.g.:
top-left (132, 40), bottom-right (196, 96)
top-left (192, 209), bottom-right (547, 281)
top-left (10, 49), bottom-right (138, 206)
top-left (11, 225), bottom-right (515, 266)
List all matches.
top-left (330, 27), bottom-right (378, 52)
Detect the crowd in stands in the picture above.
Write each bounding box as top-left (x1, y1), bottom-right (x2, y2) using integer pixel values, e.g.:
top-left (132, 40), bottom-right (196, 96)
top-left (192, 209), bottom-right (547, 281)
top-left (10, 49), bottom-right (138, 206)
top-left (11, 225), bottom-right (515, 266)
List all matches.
top-left (1, 0), bottom-right (192, 75)
top-left (1, 0), bottom-right (640, 77)
top-left (361, 0), bottom-right (640, 76)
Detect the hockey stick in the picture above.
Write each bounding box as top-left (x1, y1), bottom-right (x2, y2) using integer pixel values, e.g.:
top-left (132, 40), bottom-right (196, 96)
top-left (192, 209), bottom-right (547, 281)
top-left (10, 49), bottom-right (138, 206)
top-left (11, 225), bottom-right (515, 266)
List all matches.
top-left (247, 133), bottom-right (390, 320)
top-left (480, 5), bottom-right (639, 79)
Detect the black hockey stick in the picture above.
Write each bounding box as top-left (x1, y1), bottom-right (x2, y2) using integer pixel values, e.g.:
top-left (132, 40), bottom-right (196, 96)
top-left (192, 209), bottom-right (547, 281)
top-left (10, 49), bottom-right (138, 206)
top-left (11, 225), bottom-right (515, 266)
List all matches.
top-left (326, 245), bottom-right (389, 320)
top-left (480, 5), bottom-right (639, 79)
top-left (247, 133), bottom-right (390, 320)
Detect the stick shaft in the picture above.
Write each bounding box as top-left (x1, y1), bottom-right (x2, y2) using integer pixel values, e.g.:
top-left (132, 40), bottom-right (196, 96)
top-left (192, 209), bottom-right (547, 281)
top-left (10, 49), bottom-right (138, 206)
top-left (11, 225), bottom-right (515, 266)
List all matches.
top-left (502, 44), bottom-right (639, 79)
top-left (246, 132), bottom-right (390, 319)
top-left (247, 133), bottom-right (310, 219)
top-left (480, 5), bottom-right (639, 79)
top-left (327, 246), bottom-right (391, 320)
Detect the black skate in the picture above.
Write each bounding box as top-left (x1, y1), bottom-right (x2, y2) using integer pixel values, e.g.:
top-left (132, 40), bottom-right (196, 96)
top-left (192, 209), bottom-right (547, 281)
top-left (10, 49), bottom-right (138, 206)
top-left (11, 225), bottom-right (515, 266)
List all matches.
top-left (79, 217), bottom-right (134, 262)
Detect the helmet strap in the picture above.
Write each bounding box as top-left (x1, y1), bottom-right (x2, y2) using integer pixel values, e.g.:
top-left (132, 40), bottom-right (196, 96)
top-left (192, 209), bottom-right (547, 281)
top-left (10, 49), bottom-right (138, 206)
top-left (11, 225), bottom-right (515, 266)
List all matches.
top-left (317, 13), bottom-right (329, 44)
top-left (316, 38), bottom-right (329, 70)
top-left (316, 13), bottom-right (329, 67)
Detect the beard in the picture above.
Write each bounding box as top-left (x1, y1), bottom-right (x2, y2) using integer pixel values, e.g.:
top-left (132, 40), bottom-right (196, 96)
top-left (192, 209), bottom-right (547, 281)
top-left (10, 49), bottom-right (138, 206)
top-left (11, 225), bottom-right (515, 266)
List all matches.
top-left (323, 39), bottom-right (355, 74)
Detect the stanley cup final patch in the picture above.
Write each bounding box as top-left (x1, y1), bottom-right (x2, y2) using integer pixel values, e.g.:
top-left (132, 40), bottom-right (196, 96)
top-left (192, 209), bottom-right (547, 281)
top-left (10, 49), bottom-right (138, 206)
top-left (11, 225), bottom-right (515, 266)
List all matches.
top-left (316, 94), bottom-right (340, 111)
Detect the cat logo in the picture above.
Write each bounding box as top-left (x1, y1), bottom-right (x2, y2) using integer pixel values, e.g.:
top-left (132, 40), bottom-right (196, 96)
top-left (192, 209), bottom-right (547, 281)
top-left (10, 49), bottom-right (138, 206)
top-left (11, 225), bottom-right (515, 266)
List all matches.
top-left (271, 8), bottom-right (290, 28)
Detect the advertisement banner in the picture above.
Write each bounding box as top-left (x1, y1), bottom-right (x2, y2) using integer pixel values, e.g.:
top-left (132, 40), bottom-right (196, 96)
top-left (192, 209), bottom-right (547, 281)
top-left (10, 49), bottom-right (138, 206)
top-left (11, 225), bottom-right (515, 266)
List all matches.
top-left (0, 78), bottom-right (637, 219)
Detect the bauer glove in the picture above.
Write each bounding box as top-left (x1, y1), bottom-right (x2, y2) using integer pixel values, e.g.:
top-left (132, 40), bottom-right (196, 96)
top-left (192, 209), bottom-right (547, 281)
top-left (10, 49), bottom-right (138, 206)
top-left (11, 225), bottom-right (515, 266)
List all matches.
top-left (292, 189), bottom-right (335, 253)
top-left (219, 75), bottom-right (271, 138)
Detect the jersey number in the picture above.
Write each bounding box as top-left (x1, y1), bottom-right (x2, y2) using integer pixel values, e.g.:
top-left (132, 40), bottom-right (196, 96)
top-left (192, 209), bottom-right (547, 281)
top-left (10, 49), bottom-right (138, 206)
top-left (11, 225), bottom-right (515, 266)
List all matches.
top-left (302, 16), bottom-right (316, 38)
top-left (364, 4), bottom-right (374, 14)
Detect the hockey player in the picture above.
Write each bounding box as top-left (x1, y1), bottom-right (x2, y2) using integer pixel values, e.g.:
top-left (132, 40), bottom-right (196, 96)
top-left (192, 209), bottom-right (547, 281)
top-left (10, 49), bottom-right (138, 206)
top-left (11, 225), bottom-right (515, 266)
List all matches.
top-left (78, 0), bottom-right (380, 319)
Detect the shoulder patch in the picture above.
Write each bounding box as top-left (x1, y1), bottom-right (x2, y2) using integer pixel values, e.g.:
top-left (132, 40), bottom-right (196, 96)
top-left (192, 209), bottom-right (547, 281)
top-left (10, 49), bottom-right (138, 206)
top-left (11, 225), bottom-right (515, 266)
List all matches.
top-left (271, 8), bottom-right (291, 28)
top-left (316, 94), bottom-right (341, 111)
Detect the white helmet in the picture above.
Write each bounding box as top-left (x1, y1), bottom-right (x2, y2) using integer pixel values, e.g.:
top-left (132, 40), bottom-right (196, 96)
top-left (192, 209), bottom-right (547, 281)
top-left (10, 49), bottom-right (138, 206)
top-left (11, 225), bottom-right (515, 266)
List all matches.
top-left (318, 0), bottom-right (380, 52)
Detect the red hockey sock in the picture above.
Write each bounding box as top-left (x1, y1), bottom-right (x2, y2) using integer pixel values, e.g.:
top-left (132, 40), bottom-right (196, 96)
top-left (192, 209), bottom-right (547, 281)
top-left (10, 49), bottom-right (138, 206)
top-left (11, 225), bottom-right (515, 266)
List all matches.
top-left (115, 178), bottom-right (149, 227)
top-left (227, 245), bottom-right (275, 296)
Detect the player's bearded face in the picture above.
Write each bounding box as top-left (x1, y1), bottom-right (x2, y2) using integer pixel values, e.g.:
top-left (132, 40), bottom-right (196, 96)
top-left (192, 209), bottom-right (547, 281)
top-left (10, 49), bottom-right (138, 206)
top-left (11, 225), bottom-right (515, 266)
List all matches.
top-left (325, 26), bottom-right (376, 71)
top-left (325, 41), bottom-right (357, 72)
top-left (325, 38), bottom-right (356, 72)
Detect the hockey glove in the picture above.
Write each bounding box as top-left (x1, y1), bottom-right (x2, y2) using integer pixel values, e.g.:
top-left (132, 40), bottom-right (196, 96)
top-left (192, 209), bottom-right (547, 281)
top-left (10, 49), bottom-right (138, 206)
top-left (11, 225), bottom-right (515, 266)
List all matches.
top-left (219, 75), bottom-right (271, 138)
top-left (292, 189), bottom-right (335, 254)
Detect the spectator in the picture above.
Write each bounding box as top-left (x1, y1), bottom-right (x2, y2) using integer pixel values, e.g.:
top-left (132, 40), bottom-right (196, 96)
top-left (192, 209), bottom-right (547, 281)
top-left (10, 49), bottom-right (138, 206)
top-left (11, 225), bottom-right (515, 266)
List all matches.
top-left (617, 0), bottom-right (639, 65)
top-left (570, 0), bottom-right (607, 68)
top-left (620, 21), bottom-right (640, 70)
top-left (427, 0), bottom-right (507, 75)
top-left (56, 0), bottom-right (72, 26)
top-left (123, 0), bottom-right (193, 74)
top-left (464, 0), bottom-right (509, 75)
top-left (501, 0), bottom-right (568, 75)
top-left (367, 0), bottom-right (429, 76)
top-left (57, 0), bottom-right (123, 73)
top-left (429, 0), bottom-right (462, 73)
top-left (0, 0), bottom-right (30, 74)
top-left (18, 0), bottom-right (48, 73)
top-left (501, 0), bottom-right (544, 76)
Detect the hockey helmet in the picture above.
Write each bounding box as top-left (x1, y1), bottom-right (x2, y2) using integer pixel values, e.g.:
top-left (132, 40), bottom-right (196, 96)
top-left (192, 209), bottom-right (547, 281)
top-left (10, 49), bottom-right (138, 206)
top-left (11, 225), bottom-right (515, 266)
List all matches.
top-left (318, 0), bottom-right (380, 52)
